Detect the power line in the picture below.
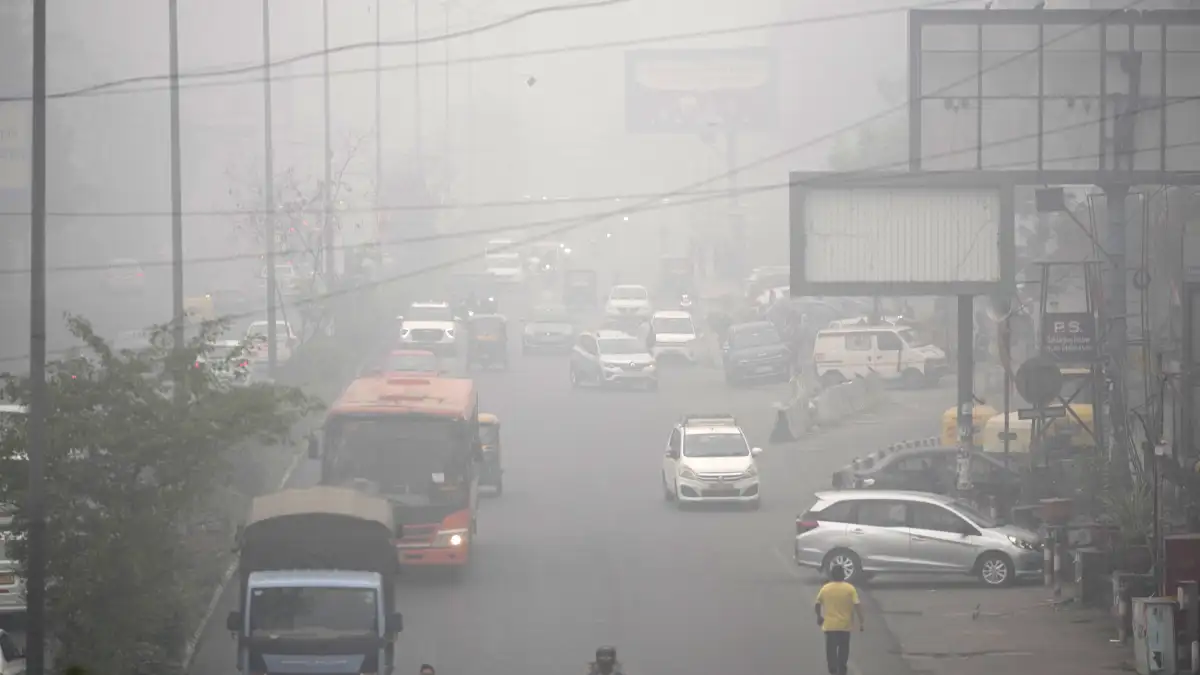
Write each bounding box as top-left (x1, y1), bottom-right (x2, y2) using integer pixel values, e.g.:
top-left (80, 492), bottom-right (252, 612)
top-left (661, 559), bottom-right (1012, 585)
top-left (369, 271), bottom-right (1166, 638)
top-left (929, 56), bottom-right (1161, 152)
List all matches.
top-left (0, 0), bottom-right (1147, 364)
top-left (6, 0), bottom-right (972, 103)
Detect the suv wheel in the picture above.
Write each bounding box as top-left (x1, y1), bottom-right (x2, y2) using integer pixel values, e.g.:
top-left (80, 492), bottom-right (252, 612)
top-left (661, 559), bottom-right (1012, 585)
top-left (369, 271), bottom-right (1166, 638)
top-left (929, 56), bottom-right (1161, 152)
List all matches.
top-left (976, 553), bottom-right (1014, 587)
top-left (823, 549), bottom-right (863, 583)
top-left (662, 474), bottom-right (675, 502)
top-left (569, 366), bottom-right (580, 388)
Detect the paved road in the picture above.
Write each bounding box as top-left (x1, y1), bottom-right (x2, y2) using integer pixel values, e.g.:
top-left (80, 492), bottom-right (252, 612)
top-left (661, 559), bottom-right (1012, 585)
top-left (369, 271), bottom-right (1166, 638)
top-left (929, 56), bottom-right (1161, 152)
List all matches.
top-left (188, 334), bottom-right (950, 675)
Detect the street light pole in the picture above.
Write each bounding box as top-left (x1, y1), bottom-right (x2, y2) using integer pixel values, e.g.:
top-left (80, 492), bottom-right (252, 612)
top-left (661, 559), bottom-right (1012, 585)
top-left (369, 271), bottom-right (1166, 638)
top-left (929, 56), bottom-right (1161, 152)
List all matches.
top-left (263, 0), bottom-right (278, 374)
top-left (443, 2), bottom-right (450, 164)
top-left (375, 0), bottom-right (383, 208)
top-left (25, 0), bottom-right (47, 672)
top-left (413, 0), bottom-right (422, 170)
top-left (322, 0), bottom-right (334, 281)
top-left (169, 0), bottom-right (185, 370)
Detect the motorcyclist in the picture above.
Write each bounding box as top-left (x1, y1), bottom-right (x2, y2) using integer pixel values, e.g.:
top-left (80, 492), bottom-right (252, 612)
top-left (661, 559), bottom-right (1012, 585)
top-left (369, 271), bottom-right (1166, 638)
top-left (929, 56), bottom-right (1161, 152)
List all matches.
top-left (462, 291), bottom-right (479, 316)
top-left (587, 646), bottom-right (624, 675)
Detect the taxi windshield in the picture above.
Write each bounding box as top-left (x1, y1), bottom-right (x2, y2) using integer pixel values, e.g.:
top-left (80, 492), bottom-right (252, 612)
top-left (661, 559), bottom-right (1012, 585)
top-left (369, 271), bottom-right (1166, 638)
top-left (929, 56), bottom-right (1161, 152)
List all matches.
top-left (685, 433), bottom-right (749, 458)
top-left (407, 305), bottom-right (454, 322)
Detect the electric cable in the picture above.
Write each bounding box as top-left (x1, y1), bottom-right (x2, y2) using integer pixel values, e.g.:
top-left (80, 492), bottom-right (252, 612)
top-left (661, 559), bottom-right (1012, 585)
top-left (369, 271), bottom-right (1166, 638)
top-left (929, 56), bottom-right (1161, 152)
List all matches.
top-left (2, 0), bottom-right (975, 103)
top-left (0, 0), bottom-right (1152, 365)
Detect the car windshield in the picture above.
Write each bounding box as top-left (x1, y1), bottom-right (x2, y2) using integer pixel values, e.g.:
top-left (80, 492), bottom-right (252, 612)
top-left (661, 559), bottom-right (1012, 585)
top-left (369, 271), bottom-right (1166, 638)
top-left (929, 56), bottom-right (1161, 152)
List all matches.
top-left (652, 317), bottom-right (694, 334)
top-left (406, 305), bottom-right (454, 322)
top-left (532, 308), bottom-right (571, 323)
top-left (598, 337), bottom-right (644, 355)
top-left (249, 587), bottom-right (378, 636)
top-left (685, 433), bottom-right (749, 458)
top-left (898, 329), bottom-right (930, 348)
top-left (731, 326), bottom-right (781, 349)
top-left (610, 287), bottom-right (647, 301)
top-left (386, 352), bottom-right (438, 372)
top-left (208, 345), bottom-right (242, 362)
top-left (949, 498), bottom-right (998, 528)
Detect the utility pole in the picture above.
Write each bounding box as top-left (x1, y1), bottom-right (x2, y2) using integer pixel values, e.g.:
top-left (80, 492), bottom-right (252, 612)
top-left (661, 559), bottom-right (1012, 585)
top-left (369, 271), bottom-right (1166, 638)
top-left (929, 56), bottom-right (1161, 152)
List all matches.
top-left (322, 0), bottom-right (335, 281)
top-left (443, 1), bottom-right (451, 164)
top-left (168, 0), bottom-right (185, 376)
top-left (413, 0), bottom-right (423, 171)
top-left (375, 0), bottom-right (383, 213)
top-left (263, 0), bottom-right (278, 375)
top-left (25, 0), bottom-right (47, 671)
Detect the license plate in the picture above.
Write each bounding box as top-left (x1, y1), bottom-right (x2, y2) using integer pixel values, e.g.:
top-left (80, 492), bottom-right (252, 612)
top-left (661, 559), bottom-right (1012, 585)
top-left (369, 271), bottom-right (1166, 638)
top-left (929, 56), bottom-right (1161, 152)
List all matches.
top-left (0, 574), bottom-right (16, 585)
top-left (755, 365), bottom-right (774, 374)
top-left (707, 489), bottom-right (738, 497)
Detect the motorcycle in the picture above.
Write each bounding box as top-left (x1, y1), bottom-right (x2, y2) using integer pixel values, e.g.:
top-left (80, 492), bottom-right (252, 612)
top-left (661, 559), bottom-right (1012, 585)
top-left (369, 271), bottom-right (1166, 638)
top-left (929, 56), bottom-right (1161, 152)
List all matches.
top-left (678, 293), bottom-right (694, 311)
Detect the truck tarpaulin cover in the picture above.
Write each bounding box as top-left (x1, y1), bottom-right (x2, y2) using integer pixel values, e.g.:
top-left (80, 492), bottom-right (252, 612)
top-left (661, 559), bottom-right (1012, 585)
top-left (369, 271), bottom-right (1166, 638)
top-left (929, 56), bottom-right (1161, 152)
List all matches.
top-left (242, 486), bottom-right (397, 576)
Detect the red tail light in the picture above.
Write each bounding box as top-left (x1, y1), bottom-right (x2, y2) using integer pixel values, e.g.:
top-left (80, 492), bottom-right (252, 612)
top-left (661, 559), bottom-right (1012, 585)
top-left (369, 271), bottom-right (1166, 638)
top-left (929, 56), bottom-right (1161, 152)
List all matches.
top-left (796, 519), bottom-right (819, 535)
top-left (194, 361), bottom-right (202, 369)
top-left (239, 361), bottom-right (249, 368)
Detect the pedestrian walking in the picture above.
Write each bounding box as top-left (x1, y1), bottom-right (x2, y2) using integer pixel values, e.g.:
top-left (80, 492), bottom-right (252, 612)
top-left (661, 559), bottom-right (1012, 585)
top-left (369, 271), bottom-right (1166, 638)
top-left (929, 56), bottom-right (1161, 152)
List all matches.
top-left (814, 564), bottom-right (864, 675)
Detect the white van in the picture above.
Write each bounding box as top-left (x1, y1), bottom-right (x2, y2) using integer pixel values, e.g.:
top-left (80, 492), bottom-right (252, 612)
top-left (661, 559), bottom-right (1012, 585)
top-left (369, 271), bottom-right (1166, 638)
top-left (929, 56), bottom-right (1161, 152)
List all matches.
top-left (812, 323), bottom-right (947, 388)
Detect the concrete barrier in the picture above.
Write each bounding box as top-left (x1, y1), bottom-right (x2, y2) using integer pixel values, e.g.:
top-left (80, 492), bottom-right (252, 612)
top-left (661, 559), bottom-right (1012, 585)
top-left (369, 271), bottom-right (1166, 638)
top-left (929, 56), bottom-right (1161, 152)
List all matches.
top-left (770, 373), bottom-right (884, 443)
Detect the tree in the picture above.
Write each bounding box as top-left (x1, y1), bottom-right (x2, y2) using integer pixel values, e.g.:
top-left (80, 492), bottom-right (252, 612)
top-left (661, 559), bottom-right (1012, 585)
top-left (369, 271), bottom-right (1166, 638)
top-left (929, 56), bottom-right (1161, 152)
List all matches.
top-left (0, 317), bottom-right (317, 674)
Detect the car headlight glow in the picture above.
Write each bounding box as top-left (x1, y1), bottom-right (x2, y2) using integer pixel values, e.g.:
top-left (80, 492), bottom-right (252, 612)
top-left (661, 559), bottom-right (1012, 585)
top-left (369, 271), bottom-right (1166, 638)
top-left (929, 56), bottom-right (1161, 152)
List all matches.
top-left (1007, 535), bottom-right (1039, 551)
top-left (744, 464), bottom-right (758, 477)
top-left (679, 466), bottom-right (698, 480)
top-left (433, 529), bottom-right (469, 547)
top-left (645, 363), bottom-right (656, 371)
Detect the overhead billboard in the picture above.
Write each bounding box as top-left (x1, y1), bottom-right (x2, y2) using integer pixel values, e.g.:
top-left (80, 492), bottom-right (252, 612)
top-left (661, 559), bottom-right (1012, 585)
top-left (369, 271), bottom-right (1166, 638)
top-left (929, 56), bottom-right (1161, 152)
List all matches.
top-left (789, 173), bottom-right (1016, 296)
top-left (624, 48), bottom-right (777, 134)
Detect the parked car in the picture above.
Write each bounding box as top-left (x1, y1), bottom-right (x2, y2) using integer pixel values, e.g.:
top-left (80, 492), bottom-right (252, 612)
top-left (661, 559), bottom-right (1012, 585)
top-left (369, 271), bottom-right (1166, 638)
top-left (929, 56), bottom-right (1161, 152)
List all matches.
top-left (793, 490), bottom-right (1043, 587)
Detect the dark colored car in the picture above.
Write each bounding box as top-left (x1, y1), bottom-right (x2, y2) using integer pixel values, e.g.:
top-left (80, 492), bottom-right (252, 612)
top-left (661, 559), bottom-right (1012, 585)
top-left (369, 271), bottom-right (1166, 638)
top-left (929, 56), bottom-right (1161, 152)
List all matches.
top-left (521, 305), bottom-right (575, 354)
top-left (721, 321), bottom-right (791, 385)
top-left (832, 446), bottom-right (1024, 502)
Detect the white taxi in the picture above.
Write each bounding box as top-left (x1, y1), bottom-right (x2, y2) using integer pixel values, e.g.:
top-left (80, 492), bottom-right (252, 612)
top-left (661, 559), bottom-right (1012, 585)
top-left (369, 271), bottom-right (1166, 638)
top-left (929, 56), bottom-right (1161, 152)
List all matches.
top-left (649, 310), bottom-right (698, 364)
top-left (604, 284), bottom-right (652, 319)
top-left (661, 414), bottom-right (762, 509)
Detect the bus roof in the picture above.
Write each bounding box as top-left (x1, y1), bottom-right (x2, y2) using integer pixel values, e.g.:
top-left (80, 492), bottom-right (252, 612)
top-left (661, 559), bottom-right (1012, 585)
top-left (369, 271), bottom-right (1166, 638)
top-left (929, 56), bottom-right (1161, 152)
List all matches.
top-left (330, 375), bottom-right (476, 419)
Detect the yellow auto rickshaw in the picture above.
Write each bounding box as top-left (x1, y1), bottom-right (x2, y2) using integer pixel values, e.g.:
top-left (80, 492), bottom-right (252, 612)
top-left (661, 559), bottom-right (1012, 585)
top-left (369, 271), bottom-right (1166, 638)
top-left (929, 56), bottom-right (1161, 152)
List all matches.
top-left (479, 413), bottom-right (504, 495)
top-left (980, 404), bottom-right (1095, 455)
top-left (940, 404), bottom-right (998, 447)
top-left (184, 294), bottom-right (216, 322)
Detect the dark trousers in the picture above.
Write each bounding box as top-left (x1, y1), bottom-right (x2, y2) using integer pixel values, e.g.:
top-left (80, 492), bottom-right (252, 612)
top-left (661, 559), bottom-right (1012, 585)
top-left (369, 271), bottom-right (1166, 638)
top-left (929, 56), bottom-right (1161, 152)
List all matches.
top-left (824, 630), bottom-right (851, 675)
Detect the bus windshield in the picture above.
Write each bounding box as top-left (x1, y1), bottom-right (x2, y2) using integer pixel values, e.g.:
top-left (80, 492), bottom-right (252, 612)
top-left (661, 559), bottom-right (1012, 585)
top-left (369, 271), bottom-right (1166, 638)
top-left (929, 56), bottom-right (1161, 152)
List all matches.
top-left (326, 416), bottom-right (473, 505)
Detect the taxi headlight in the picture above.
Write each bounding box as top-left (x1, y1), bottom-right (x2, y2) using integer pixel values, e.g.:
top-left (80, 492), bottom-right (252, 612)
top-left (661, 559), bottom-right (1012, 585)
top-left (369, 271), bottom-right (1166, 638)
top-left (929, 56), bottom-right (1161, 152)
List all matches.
top-left (744, 464), bottom-right (758, 478)
top-left (678, 466), bottom-right (698, 480)
top-left (646, 363), bottom-right (656, 371)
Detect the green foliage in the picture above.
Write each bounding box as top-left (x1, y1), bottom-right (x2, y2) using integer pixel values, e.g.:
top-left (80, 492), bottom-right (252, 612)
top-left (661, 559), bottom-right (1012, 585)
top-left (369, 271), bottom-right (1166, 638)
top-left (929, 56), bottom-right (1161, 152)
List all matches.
top-left (0, 317), bottom-right (319, 674)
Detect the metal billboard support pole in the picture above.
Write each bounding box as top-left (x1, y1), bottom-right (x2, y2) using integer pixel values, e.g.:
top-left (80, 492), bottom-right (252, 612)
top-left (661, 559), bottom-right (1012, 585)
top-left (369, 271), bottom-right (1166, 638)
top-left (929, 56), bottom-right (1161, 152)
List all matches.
top-left (375, 0), bottom-right (383, 211)
top-left (1103, 184), bottom-right (1131, 471)
top-left (169, 0), bottom-right (185, 370)
top-left (263, 0), bottom-right (278, 374)
top-left (25, 1), bottom-right (47, 672)
top-left (413, 0), bottom-right (423, 172)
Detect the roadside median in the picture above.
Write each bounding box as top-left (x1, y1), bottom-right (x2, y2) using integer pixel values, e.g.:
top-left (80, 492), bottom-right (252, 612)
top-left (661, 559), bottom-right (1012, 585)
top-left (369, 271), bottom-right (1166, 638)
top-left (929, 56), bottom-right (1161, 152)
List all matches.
top-left (770, 373), bottom-right (885, 444)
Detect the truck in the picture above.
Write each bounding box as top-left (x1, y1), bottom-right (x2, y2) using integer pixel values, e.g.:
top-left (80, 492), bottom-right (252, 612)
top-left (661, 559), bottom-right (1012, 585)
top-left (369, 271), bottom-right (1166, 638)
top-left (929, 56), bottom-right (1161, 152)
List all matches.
top-left (225, 486), bottom-right (403, 675)
top-left (309, 375), bottom-right (482, 573)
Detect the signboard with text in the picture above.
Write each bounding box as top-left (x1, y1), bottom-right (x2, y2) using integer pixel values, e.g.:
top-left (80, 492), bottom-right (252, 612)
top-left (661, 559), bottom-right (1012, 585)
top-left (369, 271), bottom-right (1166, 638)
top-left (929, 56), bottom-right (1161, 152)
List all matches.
top-left (1042, 312), bottom-right (1097, 361)
top-left (624, 48), bottom-right (777, 134)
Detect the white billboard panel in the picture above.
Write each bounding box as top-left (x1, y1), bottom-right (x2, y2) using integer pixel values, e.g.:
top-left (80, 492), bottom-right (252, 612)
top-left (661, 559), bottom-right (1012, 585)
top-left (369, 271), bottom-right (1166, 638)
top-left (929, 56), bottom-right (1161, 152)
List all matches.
top-left (790, 177), bottom-right (1013, 296)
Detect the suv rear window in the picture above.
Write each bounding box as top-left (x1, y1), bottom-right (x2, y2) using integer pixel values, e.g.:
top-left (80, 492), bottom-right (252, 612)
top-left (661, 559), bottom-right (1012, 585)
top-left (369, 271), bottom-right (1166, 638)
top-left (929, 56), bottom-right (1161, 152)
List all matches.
top-left (802, 500), bottom-right (854, 523)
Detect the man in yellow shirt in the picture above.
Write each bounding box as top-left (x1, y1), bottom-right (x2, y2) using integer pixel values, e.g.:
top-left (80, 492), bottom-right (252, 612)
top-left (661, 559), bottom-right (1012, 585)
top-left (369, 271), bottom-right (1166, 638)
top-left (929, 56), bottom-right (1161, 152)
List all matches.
top-left (814, 564), bottom-right (864, 675)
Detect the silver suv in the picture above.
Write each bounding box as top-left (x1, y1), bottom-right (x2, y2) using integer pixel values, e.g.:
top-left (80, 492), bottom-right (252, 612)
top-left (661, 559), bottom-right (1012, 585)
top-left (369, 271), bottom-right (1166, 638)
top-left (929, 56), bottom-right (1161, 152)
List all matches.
top-left (570, 330), bottom-right (657, 390)
top-left (793, 490), bottom-right (1043, 587)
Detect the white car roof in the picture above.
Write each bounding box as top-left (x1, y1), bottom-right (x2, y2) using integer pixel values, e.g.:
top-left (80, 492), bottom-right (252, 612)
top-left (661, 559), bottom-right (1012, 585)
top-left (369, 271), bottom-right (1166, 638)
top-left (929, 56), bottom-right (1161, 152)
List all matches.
top-left (683, 426), bottom-right (744, 437)
top-left (0, 404), bottom-right (27, 415)
top-left (411, 301), bottom-right (450, 308)
top-left (611, 284), bottom-right (647, 291)
top-left (211, 339), bottom-right (241, 347)
top-left (653, 310), bottom-right (692, 320)
top-left (595, 330), bottom-right (635, 340)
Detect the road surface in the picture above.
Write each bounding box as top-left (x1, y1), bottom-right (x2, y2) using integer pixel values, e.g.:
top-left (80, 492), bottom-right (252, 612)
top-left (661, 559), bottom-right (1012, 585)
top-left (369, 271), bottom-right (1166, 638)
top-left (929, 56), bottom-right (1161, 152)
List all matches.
top-left (188, 335), bottom-right (950, 675)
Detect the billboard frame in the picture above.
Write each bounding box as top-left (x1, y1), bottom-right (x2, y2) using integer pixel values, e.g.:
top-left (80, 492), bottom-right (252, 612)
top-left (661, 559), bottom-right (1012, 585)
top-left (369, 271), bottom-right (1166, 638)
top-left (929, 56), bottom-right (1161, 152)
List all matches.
top-left (788, 170), bottom-right (1017, 297)
top-left (907, 8), bottom-right (1200, 184)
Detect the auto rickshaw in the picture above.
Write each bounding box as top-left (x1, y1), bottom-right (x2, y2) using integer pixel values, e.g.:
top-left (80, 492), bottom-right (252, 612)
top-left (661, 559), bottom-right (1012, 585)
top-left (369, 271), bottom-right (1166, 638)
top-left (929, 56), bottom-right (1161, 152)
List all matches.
top-left (466, 314), bottom-right (509, 370)
top-left (479, 413), bottom-right (504, 495)
top-left (563, 269), bottom-right (598, 309)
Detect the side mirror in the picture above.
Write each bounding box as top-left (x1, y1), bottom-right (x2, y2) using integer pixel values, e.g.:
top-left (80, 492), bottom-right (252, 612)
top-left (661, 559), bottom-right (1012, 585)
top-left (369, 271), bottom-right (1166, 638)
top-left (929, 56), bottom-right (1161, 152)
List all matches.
top-left (751, 447), bottom-right (763, 456)
top-left (667, 449), bottom-right (680, 459)
top-left (388, 611), bottom-right (404, 634)
top-left (226, 610), bottom-right (242, 633)
top-left (307, 433), bottom-right (320, 459)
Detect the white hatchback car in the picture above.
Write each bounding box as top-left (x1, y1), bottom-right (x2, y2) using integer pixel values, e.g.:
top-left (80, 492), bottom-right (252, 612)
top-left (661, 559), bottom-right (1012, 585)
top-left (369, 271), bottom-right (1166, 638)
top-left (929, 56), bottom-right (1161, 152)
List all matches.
top-left (604, 284), bottom-right (652, 319)
top-left (662, 415), bottom-right (762, 508)
top-left (649, 310), bottom-right (698, 364)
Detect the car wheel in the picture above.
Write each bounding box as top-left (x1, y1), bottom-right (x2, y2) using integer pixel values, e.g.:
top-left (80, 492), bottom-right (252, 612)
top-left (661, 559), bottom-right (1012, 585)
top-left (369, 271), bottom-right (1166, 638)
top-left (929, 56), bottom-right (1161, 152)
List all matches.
top-left (823, 549), bottom-right (863, 584)
top-left (901, 368), bottom-right (924, 389)
top-left (662, 475), bottom-right (675, 502)
top-left (569, 366), bottom-right (580, 388)
top-left (493, 476), bottom-right (504, 497)
top-left (976, 552), bottom-right (1015, 587)
top-left (747, 498), bottom-right (762, 511)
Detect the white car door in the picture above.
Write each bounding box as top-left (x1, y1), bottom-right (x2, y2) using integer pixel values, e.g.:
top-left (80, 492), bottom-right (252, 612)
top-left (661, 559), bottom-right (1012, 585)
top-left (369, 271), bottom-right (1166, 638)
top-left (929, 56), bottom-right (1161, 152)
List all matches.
top-left (662, 427), bottom-right (682, 491)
